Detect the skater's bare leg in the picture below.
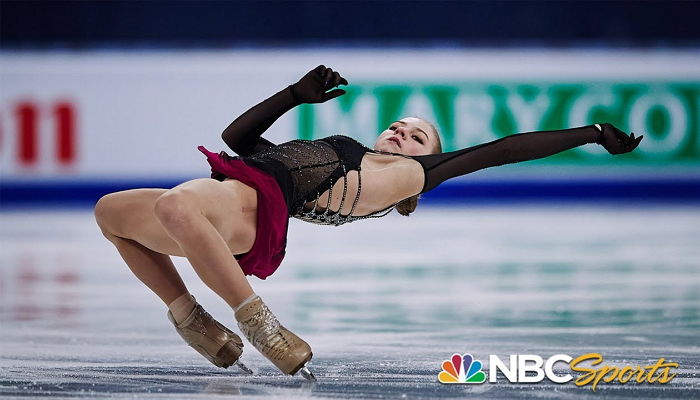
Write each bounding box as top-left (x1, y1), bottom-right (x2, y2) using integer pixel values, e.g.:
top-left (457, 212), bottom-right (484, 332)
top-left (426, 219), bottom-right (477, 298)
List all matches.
top-left (152, 179), bottom-right (315, 378)
top-left (95, 181), bottom-right (258, 309)
top-left (103, 231), bottom-right (189, 305)
top-left (95, 181), bottom-right (257, 371)
top-left (153, 178), bottom-right (257, 309)
top-left (96, 179), bottom-right (311, 377)
top-left (95, 189), bottom-right (189, 305)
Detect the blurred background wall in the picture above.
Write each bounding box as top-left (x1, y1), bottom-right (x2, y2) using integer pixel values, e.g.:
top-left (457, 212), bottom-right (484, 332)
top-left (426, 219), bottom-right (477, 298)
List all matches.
top-left (2, 0), bottom-right (699, 208)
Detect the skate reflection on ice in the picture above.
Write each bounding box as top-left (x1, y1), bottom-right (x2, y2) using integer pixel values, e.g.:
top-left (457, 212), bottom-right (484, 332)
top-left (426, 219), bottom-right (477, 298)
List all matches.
top-left (201, 379), bottom-right (315, 397)
top-left (201, 379), bottom-right (242, 395)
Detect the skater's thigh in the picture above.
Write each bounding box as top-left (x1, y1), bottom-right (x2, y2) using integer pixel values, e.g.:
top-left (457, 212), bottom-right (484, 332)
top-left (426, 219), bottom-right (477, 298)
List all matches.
top-left (95, 188), bottom-right (186, 256)
top-left (161, 178), bottom-right (257, 253)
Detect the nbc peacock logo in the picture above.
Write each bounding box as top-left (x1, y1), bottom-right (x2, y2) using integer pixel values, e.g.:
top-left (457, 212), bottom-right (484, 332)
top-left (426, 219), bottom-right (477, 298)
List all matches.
top-left (438, 353), bottom-right (487, 384)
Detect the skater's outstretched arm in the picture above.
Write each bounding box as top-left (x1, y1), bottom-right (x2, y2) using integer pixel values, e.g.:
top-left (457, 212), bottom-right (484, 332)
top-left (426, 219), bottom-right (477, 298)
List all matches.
top-left (413, 123), bottom-right (643, 193)
top-left (222, 65), bottom-right (348, 156)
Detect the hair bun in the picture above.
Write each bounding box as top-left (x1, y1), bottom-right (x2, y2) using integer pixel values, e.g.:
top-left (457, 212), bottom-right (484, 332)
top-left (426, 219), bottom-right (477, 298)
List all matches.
top-left (396, 195), bottom-right (419, 216)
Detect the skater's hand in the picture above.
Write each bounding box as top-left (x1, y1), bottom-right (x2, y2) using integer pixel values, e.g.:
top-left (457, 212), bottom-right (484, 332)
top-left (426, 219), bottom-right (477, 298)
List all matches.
top-left (595, 123), bottom-right (643, 155)
top-left (290, 65), bottom-right (348, 104)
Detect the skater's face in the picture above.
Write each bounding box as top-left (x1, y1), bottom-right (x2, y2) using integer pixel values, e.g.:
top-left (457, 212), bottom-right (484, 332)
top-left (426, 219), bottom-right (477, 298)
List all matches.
top-left (374, 117), bottom-right (440, 156)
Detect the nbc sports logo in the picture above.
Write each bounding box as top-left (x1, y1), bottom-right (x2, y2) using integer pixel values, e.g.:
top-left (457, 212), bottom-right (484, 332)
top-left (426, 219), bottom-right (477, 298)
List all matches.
top-left (438, 353), bottom-right (487, 384)
top-left (437, 352), bottom-right (679, 391)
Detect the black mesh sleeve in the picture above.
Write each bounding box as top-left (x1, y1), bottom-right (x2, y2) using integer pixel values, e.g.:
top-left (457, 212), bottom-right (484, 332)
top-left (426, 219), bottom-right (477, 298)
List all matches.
top-left (412, 125), bottom-right (601, 193)
top-left (221, 86), bottom-right (300, 157)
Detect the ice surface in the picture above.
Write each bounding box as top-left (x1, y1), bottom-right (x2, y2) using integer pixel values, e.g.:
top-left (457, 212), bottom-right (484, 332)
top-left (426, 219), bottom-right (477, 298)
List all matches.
top-left (1, 206), bottom-right (699, 398)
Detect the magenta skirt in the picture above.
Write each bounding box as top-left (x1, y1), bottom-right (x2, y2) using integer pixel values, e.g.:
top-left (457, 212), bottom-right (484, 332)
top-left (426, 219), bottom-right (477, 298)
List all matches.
top-left (197, 145), bottom-right (288, 280)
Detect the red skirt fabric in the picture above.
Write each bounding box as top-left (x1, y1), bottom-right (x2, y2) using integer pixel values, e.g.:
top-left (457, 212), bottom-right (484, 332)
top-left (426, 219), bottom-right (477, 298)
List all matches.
top-left (197, 145), bottom-right (288, 280)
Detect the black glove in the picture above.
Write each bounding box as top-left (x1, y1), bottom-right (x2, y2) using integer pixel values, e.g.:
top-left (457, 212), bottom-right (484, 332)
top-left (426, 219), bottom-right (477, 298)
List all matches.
top-left (290, 65), bottom-right (348, 104)
top-left (595, 123), bottom-right (644, 155)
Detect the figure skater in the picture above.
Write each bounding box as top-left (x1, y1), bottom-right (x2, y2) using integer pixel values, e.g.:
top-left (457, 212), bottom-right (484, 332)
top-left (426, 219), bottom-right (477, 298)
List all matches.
top-left (93, 65), bottom-right (642, 381)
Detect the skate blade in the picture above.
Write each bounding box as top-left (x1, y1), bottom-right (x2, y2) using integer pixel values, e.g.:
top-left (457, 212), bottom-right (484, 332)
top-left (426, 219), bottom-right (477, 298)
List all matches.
top-left (299, 365), bottom-right (316, 382)
top-left (234, 360), bottom-right (254, 374)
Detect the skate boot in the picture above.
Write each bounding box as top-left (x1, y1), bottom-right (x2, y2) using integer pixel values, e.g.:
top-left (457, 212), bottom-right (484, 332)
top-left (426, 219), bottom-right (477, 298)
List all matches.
top-left (234, 296), bottom-right (316, 381)
top-left (168, 304), bottom-right (252, 373)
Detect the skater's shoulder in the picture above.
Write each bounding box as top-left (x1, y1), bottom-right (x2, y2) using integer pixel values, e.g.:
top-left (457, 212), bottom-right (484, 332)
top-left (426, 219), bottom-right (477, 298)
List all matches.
top-left (312, 135), bottom-right (374, 161)
top-left (318, 135), bottom-right (371, 150)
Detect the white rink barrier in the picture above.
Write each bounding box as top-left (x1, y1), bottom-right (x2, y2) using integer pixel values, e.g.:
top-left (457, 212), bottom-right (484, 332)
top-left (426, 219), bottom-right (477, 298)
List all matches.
top-left (1, 49), bottom-right (699, 206)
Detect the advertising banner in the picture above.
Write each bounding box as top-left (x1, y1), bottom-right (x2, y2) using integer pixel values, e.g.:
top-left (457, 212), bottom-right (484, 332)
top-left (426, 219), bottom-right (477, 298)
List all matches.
top-left (2, 49), bottom-right (699, 204)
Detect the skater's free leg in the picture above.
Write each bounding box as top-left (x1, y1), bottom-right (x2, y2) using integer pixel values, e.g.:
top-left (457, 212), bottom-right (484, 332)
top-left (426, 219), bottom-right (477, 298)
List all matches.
top-left (153, 178), bottom-right (258, 310)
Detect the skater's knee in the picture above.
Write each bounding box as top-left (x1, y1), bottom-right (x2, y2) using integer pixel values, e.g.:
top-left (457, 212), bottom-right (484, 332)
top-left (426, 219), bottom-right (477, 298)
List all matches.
top-left (154, 190), bottom-right (198, 232)
top-left (94, 193), bottom-right (120, 233)
top-left (94, 194), bottom-right (130, 242)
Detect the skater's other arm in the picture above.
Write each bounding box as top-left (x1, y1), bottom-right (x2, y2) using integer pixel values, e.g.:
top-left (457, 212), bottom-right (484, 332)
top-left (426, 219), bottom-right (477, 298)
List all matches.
top-left (222, 65), bottom-right (348, 156)
top-left (413, 123), bottom-right (643, 193)
top-left (220, 86), bottom-right (296, 157)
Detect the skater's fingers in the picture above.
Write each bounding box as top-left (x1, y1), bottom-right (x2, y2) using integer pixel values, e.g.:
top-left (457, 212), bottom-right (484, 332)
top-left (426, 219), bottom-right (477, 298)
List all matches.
top-left (321, 88), bottom-right (346, 102)
top-left (613, 126), bottom-right (630, 142)
top-left (331, 71), bottom-right (341, 87)
top-left (323, 68), bottom-right (334, 86)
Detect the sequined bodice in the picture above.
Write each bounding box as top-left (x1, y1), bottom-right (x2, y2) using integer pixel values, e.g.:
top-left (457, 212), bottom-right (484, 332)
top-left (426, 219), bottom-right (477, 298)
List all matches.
top-left (246, 135), bottom-right (398, 226)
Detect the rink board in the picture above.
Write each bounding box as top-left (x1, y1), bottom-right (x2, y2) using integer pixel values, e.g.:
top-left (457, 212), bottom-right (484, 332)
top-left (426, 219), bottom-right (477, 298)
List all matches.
top-left (2, 49), bottom-right (700, 207)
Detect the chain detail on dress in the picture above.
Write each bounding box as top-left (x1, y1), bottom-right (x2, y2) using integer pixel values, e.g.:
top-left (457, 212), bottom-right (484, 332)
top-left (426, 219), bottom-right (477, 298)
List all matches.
top-left (293, 166), bottom-right (399, 226)
top-left (247, 136), bottom-right (400, 227)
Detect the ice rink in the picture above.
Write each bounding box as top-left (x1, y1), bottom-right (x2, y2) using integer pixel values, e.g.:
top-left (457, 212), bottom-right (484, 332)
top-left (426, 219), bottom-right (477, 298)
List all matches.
top-left (1, 206), bottom-right (699, 399)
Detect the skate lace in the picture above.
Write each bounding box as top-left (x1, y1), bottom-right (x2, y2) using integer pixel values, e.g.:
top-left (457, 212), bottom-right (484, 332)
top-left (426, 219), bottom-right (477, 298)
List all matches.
top-left (187, 307), bottom-right (209, 336)
top-left (243, 304), bottom-right (293, 360)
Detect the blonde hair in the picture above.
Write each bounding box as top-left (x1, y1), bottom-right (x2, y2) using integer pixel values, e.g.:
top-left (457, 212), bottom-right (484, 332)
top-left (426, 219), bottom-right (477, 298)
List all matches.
top-left (395, 119), bottom-right (442, 216)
